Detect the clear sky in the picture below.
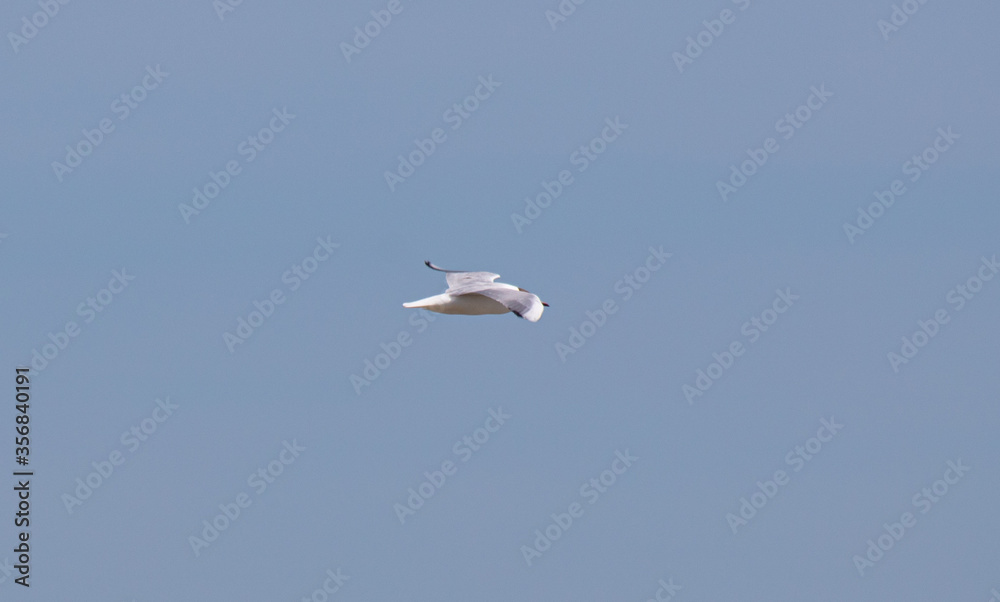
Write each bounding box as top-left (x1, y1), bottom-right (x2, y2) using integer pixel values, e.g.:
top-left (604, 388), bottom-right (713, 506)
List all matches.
top-left (3, 1), bottom-right (999, 600)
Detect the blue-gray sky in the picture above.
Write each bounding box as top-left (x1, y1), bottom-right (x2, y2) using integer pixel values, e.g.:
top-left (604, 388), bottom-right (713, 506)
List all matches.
top-left (3, 1), bottom-right (999, 600)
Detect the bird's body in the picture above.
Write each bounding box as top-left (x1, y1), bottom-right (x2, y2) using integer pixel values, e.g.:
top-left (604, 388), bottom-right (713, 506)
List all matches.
top-left (404, 291), bottom-right (514, 316)
top-left (403, 261), bottom-right (548, 322)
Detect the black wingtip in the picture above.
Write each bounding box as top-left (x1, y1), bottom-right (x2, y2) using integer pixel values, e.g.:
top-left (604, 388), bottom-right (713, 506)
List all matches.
top-left (425, 261), bottom-right (461, 273)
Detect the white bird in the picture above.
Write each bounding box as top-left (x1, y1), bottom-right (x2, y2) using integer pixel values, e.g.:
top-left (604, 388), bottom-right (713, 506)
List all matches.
top-left (403, 261), bottom-right (549, 322)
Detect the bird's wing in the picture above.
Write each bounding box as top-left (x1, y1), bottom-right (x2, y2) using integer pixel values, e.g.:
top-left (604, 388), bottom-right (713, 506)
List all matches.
top-left (425, 261), bottom-right (500, 290)
top-left (463, 286), bottom-right (545, 322)
top-left (443, 271), bottom-right (501, 290)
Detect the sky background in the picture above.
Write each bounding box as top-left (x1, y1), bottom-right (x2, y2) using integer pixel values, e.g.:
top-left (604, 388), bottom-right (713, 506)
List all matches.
top-left (2, 0), bottom-right (999, 600)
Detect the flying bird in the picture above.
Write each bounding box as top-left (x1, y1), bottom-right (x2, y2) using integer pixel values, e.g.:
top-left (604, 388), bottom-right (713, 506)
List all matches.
top-left (403, 261), bottom-right (549, 322)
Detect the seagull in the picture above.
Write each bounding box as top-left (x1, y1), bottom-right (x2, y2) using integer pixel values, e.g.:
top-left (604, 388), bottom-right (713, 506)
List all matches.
top-left (403, 261), bottom-right (549, 322)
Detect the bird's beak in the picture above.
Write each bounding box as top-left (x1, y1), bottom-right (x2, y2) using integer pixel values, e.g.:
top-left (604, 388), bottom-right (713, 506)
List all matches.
top-left (542, 302), bottom-right (550, 307)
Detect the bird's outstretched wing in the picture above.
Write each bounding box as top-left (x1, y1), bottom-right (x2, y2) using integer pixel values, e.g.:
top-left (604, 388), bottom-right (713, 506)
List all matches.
top-left (425, 261), bottom-right (500, 290)
top-left (470, 287), bottom-right (546, 322)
